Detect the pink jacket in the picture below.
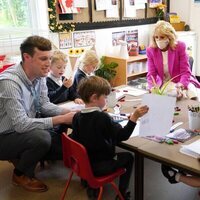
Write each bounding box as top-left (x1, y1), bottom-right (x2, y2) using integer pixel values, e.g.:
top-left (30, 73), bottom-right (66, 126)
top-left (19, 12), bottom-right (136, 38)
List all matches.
top-left (146, 41), bottom-right (200, 89)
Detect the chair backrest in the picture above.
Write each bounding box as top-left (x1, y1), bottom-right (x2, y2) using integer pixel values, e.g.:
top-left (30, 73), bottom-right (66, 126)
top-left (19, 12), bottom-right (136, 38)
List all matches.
top-left (62, 133), bottom-right (95, 182)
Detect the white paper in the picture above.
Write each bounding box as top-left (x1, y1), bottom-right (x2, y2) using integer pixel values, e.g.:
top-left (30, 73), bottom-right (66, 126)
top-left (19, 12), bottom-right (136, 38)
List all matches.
top-left (124, 0), bottom-right (136, 17)
top-left (59, 101), bottom-right (85, 111)
top-left (118, 86), bottom-right (148, 96)
top-left (95, 0), bottom-right (110, 11)
top-left (135, 0), bottom-right (147, 9)
top-left (73, 0), bottom-right (88, 8)
top-left (139, 94), bottom-right (176, 137)
top-left (106, 0), bottom-right (119, 18)
top-left (181, 139), bottom-right (200, 155)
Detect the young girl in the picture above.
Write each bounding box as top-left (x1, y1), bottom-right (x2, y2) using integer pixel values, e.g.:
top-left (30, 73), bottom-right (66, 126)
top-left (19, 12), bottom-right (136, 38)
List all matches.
top-left (71, 49), bottom-right (99, 100)
top-left (46, 50), bottom-right (82, 104)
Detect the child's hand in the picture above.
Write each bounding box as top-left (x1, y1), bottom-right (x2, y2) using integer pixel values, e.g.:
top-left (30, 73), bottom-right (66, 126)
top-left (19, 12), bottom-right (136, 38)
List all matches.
top-left (130, 105), bottom-right (149, 123)
top-left (74, 98), bottom-right (84, 104)
top-left (63, 77), bottom-right (73, 88)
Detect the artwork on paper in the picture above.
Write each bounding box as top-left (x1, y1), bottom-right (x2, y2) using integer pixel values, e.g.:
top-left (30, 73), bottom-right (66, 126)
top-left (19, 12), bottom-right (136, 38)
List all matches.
top-left (106, 0), bottom-right (119, 18)
top-left (73, 31), bottom-right (96, 47)
top-left (112, 31), bottom-right (126, 46)
top-left (149, 0), bottom-right (162, 8)
top-left (59, 33), bottom-right (73, 49)
top-left (58, 0), bottom-right (81, 13)
top-left (126, 30), bottom-right (138, 51)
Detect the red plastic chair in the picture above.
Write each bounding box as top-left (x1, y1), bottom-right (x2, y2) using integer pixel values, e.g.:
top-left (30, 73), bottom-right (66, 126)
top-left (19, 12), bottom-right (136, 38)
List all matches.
top-left (61, 133), bottom-right (125, 200)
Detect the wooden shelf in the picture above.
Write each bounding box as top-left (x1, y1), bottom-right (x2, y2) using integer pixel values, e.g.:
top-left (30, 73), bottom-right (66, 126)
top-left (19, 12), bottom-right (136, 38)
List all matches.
top-left (127, 71), bottom-right (147, 78)
top-left (104, 55), bottom-right (147, 86)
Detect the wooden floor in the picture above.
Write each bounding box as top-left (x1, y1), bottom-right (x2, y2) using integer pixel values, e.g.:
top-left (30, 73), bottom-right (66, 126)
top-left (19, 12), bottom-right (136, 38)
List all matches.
top-left (0, 161), bottom-right (115, 200)
top-left (0, 156), bottom-right (199, 200)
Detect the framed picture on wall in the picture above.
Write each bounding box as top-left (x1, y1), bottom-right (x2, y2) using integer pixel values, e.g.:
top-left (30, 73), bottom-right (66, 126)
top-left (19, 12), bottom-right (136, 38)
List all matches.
top-left (194, 0), bottom-right (200, 2)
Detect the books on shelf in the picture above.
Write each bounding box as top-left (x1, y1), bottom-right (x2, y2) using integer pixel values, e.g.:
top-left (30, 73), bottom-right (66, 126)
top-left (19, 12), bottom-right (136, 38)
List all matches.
top-left (180, 139), bottom-right (200, 159)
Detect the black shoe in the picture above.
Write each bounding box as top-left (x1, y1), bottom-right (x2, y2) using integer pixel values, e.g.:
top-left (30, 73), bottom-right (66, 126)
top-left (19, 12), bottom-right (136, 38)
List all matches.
top-left (80, 178), bottom-right (88, 188)
top-left (115, 191), bottom-right (131, 200)
top-left (86, 187), bottom-right (100, 199)
top-left (161, 165), bottom-right (178, 184)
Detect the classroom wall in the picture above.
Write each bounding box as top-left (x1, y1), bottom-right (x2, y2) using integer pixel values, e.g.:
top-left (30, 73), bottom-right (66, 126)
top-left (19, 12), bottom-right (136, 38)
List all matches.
top-left (171, 0), bottom-right (200, 76)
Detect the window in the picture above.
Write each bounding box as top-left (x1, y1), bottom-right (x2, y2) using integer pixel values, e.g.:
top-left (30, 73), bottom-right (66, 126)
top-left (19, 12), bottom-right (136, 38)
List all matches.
top-left (0, 0), bottom-right (30, 29)
top-left (0, 0), bottom-right (49, 55)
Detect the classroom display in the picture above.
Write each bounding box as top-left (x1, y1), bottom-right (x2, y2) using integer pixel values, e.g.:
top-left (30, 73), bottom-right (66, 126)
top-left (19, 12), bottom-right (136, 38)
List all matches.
top-left (48, 0), bottom-right (170, 32)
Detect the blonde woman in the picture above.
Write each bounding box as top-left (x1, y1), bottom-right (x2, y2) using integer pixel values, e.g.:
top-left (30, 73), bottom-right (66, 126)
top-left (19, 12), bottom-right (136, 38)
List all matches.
top-left (147, 20), bottom-right (200, 99)
top-left (71, 49), bottom-right (99, 101)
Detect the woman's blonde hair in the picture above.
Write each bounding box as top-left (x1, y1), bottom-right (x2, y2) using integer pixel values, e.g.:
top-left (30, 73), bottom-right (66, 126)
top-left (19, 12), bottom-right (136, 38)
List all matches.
top-left (51, 50), bottom-right (68, 65)
top-left (77, 50), bottom-right (99, 70)
top-left (150, 20), bottom-right (177, 49)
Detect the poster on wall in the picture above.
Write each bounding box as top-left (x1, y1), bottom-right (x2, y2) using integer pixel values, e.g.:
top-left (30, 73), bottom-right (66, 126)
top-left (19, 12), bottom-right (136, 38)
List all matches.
top-left (73, 31), bottom-right (96, 47)
top-left (149, 0), bottom-right (162, 8)
top-left (112, 31), bottom-right (126, 46)
top-left (126, 30), bottom-right (138, 55)
top-left (59, 33), bottom-right (73, 49)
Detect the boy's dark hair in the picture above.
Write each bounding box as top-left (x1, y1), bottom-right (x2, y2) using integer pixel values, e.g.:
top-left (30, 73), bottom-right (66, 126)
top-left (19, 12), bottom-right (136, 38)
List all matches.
top-left (77, 76), bottom-right (111, 103)
top-left (20, 35), bottom-right (52, 61)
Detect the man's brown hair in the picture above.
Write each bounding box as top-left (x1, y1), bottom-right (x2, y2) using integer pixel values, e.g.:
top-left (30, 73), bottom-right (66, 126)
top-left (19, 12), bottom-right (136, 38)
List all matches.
top-left (20, 35), bottom-right (52, 61)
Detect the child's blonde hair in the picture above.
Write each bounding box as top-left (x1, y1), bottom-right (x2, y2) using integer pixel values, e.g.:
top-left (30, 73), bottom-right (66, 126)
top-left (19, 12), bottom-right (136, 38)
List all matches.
top-left (51, 50), bottom-right (68, 65)
top-left (78, 50), bottom-right (99, 70)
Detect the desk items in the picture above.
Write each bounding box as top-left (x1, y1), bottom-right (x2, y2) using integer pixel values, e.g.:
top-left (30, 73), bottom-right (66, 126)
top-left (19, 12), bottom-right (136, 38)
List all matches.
top-left (166, 128), bottom-right (197, 143)
top-left (188, 105), bottom-right (200, 130)
top-left (180, 139), bottom-right (200, 158)
top-left (118, 86), bottom-right (147, 97)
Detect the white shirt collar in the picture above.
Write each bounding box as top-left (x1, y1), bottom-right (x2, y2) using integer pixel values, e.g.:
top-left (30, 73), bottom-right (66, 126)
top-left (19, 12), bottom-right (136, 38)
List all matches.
top-left (81, 107), bottom-right (101, 113)
top-left (49, 73), bottom-right (62, 86)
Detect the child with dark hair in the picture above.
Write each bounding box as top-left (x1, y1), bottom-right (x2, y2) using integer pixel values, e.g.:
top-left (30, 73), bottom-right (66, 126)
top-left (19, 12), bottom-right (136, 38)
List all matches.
top-left (70, 76), bottom-right (149, 200)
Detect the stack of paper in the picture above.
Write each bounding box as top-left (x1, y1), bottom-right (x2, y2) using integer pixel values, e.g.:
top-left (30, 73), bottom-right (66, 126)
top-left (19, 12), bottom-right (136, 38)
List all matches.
top-left (180, 139), bottom-right (200, 158)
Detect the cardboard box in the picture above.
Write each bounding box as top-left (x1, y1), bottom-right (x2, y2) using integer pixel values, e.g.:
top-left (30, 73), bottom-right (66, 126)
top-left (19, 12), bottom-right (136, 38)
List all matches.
top-left (171, 21), bottom-right (185, 31)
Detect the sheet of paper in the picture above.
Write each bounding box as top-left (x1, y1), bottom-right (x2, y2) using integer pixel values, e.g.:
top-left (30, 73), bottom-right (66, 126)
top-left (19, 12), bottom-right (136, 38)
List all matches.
top-left (95, 0), bottom-right (110, 11)
top-left (59, 101), bottom-right (85, 111)
top-left (124, 0), bottom-right (136, 17)
top-left (118, 86), bottom-right (148, 96)
top-left (106, 0), bottom-right (119, 18)
top-left (73, 0), bottom-right (88, 8)
top-left (139, 94), bottom-right (176, 137)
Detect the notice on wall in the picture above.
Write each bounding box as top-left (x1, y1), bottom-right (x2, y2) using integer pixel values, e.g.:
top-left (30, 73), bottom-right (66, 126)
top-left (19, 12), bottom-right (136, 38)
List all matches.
top-left (73, 31), bottom-right (96, 47)
top-left (59, 33), bottom-right (73, 49)
top-left (112, 31), bottom-right (126, 46)
top-left (106, 0), bottom-right (119, 18)
top-left (149, 0), bottom-right (162, 8)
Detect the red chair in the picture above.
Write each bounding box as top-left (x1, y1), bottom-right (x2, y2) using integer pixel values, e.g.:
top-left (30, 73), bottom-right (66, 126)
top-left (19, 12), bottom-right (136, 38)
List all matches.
top-left (61, 133), bottom-right (125, 200)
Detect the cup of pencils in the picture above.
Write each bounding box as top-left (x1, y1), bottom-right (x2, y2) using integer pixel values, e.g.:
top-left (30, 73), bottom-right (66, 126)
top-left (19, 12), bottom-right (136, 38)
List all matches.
top-left (188, 105), bottom-right (200, 130)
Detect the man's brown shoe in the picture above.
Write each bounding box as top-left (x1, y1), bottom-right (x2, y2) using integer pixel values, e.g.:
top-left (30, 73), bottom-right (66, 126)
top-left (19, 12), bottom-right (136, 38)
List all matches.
top-left (12, 173), bottom-right (48, 192)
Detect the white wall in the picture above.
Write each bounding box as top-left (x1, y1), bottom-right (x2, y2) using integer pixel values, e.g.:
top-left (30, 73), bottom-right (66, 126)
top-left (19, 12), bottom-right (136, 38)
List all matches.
top-left (171, 0), bottom-right (200, 76)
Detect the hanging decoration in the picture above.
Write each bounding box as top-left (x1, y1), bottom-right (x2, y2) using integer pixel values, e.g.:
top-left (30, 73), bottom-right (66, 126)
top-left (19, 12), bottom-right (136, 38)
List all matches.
top-left (48, 0), bottom-right (75, 32)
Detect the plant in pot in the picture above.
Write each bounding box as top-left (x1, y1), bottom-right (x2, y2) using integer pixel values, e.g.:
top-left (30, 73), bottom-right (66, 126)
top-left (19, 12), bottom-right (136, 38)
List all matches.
top-left (95, 56), bottom-right (118, 85)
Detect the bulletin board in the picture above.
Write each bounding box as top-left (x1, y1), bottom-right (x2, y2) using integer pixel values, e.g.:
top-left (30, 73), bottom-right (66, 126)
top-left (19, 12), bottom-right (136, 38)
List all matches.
top-left (48, 0), bottom-right (170, 32)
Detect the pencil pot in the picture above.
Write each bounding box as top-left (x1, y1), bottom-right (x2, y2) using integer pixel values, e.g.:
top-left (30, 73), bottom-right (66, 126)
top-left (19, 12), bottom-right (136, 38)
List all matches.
top-left (188, 111), bottom-right (200, 130)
